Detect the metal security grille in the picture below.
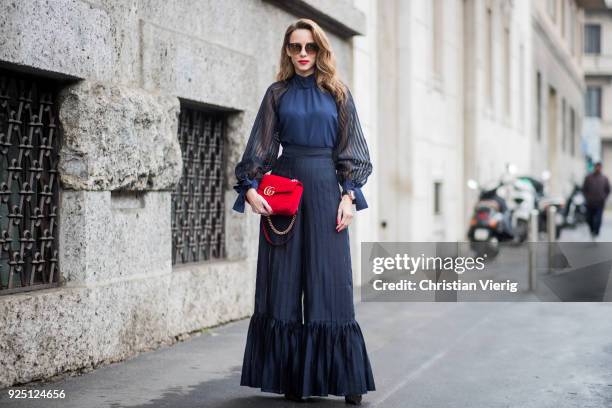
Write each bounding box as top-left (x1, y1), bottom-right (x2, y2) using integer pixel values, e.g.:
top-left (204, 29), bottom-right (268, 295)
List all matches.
top-left (171, 105), bottom-right (226, 265)
top-left (0, 69), bottom-right (61, 295)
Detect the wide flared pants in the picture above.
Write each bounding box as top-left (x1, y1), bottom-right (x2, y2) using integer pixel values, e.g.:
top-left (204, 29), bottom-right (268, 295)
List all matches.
top-left (240, 144), bottom-right (376, 398)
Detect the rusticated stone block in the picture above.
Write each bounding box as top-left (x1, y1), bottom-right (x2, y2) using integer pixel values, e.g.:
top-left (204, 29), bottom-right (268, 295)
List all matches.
top-left (57, 80), bottom-right (183, 191)
top-left (0, 0), bottom-right (113, 81)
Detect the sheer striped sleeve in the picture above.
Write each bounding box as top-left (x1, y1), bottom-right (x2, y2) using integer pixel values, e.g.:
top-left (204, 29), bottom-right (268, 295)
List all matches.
top-left (232, 84), bottom-right (281, 213)
top-left (334, 86), bottom-right (373, 211)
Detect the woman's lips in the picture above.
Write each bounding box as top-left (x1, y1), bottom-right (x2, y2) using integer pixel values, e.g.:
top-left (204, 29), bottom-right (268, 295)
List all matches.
top-left (298, 60), bottom-right (309, 65)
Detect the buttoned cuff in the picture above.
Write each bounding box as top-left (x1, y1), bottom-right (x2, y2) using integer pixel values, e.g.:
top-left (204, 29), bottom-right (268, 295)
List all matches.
top-left (341, 180), bottom-right (368, 211)
top-left (232, 177), bottom-right (259, 213)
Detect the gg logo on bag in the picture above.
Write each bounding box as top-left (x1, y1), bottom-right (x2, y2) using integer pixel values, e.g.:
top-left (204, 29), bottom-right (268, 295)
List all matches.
top-left (263, 186), bottom-right (275, 196)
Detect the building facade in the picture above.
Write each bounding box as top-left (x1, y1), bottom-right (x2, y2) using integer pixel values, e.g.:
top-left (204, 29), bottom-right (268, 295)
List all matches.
top-left (378, 0), bottom-right (467, 242)
top-left (531, 0), bottom-right (589, 198)
top-left (583, 1), bottom-right (612, 200)
top-left (377, 0), bottom-right (596, 240)
top-left (462, 0), bottom-right (533, 229)
top-left (377, 0), bottom-right (537, 240)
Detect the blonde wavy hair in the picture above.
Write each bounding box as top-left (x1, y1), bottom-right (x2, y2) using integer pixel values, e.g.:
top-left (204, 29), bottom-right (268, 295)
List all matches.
top-left (276, 18), bottom-right (348, 105)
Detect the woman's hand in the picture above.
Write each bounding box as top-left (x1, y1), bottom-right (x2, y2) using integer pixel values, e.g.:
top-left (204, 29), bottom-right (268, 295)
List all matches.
top-left (336, 195), bottom-right (354, 232)
top-left (246, 188), bottom-right (273, 216)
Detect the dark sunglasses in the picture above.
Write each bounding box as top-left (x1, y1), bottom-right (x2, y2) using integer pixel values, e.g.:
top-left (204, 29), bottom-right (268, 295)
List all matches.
top-left (286, 42), bottom-right (319, 55)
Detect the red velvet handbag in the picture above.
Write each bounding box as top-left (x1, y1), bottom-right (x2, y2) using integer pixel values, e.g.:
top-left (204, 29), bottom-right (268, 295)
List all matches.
top-left (256, 174), bottom-right (303, 245)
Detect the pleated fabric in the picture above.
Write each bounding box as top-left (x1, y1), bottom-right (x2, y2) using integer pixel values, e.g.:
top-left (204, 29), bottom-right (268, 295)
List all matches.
top-left (240, 144), bottom-right (376, 398)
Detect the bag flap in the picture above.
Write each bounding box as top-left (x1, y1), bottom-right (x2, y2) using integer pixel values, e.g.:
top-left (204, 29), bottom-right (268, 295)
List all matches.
top-left (258, 174), bottom-right (301, 194)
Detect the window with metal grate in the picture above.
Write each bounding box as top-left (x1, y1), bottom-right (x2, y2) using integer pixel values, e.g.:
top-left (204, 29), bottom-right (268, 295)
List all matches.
top-left (171, 104), bottom-right (227, 265)
top-left (0, 69), bottom-right (61, 295)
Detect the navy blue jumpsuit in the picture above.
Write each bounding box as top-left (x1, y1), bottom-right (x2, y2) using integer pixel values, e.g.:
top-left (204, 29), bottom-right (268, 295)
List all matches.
top-left (232, 72), bottom-right (376, 398)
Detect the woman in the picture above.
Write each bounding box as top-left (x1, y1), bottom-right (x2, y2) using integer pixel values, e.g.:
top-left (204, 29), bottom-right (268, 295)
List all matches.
top-left (232, 18), bottom-right (376, 405)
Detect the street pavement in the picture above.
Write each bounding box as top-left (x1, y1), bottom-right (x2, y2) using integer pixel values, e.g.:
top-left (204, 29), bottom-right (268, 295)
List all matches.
top-left (2, 216), bottom-right (612, 408)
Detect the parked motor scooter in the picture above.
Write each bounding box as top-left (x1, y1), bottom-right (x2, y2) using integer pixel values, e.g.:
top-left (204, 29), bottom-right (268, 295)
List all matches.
top-left (537, 197), bottom-right (565, 239)
top-left (563, 183), bottom-right (587, 228)
top-left (499, 178), bottom-right (537, 244)
top-left (467, 180), bottom-right (514, 259)
top-left (518, 174), bottom-right (564, 239)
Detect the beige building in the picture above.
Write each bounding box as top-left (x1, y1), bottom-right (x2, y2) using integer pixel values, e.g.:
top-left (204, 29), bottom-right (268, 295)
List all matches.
top-left (531, 0), bottom-right (591, 198)
top-left (462, 0), bottom-right (533, 228)
top-left (376, 0), bottom-right (539, 240)
top-left (374, 0), bottom-right (598, 242)
top-left (583, 1), bottom-right (612, 196)
top-left (376, 0), bottom-right (469, 242)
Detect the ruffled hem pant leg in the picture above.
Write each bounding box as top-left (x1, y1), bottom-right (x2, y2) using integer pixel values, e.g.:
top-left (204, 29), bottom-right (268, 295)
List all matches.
top-left (300, 319), bottom-right (376, 397)
top-left (239, 313), bottom-right (303, 395)
top-left (240, 145), bottom-right (376, 398)
top-left (240, 314), bottom-right (376, 397)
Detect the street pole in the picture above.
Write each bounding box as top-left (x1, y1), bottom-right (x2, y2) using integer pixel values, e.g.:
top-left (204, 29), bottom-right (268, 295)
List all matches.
top-left (528, 209), bottom-right (538, 291)
top-left (547, 205), bottom-right (557, 274)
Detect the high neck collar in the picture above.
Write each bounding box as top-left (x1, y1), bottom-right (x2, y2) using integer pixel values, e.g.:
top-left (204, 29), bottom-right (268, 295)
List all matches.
top-left (291, 72), bottom-right (316, 89)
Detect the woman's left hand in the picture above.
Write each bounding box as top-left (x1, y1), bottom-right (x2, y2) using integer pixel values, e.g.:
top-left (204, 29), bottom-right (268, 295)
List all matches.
top-left (336, 195), bottom-right (354, 232)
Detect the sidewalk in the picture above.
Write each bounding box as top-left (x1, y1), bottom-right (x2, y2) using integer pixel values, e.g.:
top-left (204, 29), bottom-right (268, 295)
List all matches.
top-left (2, 219), bottom-right (612, 407)
top-left (1, 302), bottom-right (611, 407)
top-left (559, 209), bottom-right (612, 242)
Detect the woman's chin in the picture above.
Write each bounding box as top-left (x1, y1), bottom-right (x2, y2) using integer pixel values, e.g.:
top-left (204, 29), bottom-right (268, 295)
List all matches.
top-left (295, 65), bottom-right (313, 73)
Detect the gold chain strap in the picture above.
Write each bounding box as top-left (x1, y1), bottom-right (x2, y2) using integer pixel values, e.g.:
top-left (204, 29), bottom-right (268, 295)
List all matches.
top-left (266, 214), bottom-right (297, 235)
